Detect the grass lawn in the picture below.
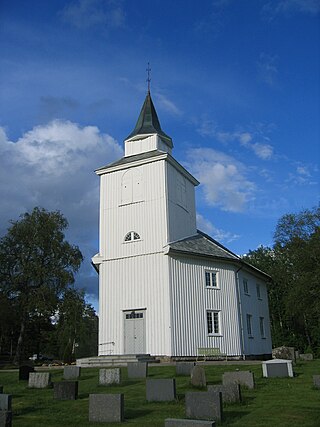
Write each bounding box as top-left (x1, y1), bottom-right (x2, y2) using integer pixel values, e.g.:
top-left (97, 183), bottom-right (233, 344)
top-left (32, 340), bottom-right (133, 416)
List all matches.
top-left (0, 360), bottom-right (320, 426)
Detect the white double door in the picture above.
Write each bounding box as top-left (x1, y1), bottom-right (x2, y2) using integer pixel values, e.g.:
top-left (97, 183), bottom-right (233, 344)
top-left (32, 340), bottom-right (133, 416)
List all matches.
top-left (123, 310), bottom-right (146, 354)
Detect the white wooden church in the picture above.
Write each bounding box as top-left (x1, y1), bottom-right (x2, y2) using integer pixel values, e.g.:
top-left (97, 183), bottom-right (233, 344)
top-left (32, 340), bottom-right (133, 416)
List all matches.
top-left (92, 90), bottom-right (272, 360)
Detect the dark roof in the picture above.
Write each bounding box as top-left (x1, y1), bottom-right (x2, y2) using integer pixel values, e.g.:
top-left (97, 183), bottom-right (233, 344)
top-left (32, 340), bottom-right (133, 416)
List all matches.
top-left (95, 149), bottom-right (165, 171)
top-left (125, 91), bottom-right (172, 145)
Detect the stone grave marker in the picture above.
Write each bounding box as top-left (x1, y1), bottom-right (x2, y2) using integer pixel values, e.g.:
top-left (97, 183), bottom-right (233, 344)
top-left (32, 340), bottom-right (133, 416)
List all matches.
top-left (63, 366), bottom-right (81, 380)
top-left (28, 372), bottom-right (51, 388)
top-left (300, 353), bottom-right (313, 361)
top-left (19, 365), bottom-right (34, 381)
top-left (176, 362), bottom-right (196, 376)
top-left (0, 395), bottom-right (11, 411)
top-left (89, 393), bottom-right (124, 423)
top-left (185, 390), bottom-right (222, 422)
top-left (53, 381), bottom-right (78, 400)
top-left (99, 368), bottom-right (121, 385)
top-left (207, 383), bottom-right (241, 403)
top-left (272, 346), bottom-right (295, 362)
top-left (165, 419), bottom-right (216, 427)
top-left (262, 359), bottom-right (293, 378)
top-left (222, 370), bottom-right (254, 389)
top-left (0, 410), bottom-right (12, 427)
top-left (191, 366), bottom-right (206, 388)
top-left (146, 379), bottom-right (176, 402)
top-left (127, 362), bottom-right (148, 378)
top-left (313, 375), bottom-right (320, 389)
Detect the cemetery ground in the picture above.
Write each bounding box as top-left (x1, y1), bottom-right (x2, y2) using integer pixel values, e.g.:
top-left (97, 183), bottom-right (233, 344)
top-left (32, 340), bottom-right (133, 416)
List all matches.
top-left (1, 360), bottom-right (319, 426)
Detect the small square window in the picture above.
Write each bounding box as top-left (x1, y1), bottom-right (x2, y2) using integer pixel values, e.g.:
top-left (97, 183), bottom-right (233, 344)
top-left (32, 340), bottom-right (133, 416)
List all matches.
top-left (205, 271), bottom-right (218, 288)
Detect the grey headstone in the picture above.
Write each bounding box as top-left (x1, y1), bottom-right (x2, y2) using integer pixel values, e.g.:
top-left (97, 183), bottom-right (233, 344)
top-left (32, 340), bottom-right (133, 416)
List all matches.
top-left (89, 393), bottom-right (124, 423)
top-left (63, 366), bottom-right (81, 380)
top-left (28, 372), bottom-right (51, 388)
top-left (0, 395), bottom-right (12, 411)
top-left (265, 362), bottom-right (288, 377)
top-left (313, 375), bottom-right (320, 389)
top-left (99, 368), bottom-right (121, 385)
top-left (207, 383), bottom-right (241, 403)
top-left (222, 371), bottom-right (254, 389)
top-left (185, 391), bottom-right (222, 421)
top-left (176, 362), bottom-right (196, 376)
top-left (165, 419), bottom-right (216, 427)
top-left (127, 362), bottom-right (148, 378)
top-left (191, 366), bottom-right (206, 388)
top-left (146, 379), bottom-right (176, 402)
top-left (300, 353), bottom-right (313, 361)
top-left (53, 381), bottom-right (78, 400)
top-left (19, 365), bottom-right (34, 381)
top-left (0, 411), bottom-right (12, 427)
top-left (272, 346), bottom-right (295, 361)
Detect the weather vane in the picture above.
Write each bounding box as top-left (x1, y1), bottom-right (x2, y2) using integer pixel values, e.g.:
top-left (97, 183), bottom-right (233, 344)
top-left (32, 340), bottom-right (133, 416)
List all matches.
top-left (146, 62), bottom-right (151, 93)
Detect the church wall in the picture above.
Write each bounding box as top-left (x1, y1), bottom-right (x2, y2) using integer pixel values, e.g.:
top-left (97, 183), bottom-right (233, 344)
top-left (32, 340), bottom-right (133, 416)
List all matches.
top-left (168, 255), bottom-right (243, 357)
top-left (98, 252), bottom-right (171, 356)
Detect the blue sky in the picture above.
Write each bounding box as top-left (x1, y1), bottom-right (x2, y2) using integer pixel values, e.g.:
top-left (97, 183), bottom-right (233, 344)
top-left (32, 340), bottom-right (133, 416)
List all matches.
top-left (0, 0), bottom-right (319, 309)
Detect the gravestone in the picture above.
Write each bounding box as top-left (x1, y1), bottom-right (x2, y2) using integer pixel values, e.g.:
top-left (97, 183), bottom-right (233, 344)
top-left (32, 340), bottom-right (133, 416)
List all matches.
top-left (146, 379), bottom-right (176, 402)
top-left (99, 368), bottom-right (121, 385)
top-left (191, 366), bottom-right (206, 388)
top-left (165, 419), bottom-right (216, 427)
top-left (176, 362), bottom-right (196, 376)
top-left (63, 366), bottom-right (81, 380)
top-left (0, 410), bottom-right (12, 427)
top-left (272, 346), bottom-right (295, 362)
top-left (185, 391), bottom-right (222, 421)
top-left (313, 375), bottom-right (320, 389)
top-left (89, 393), bottom-right (124, 423)
top-left (300, 353), bottom-right (313, 361)
top-left (222, 371), bottom-right (254, 389)
top-left (28, 372), bottom-right (51, 388)
top-left (207, 383), bottom-right (241, 403)
top-left (19, 365), bottom-right (34, 381)
top-left (53, 381), bottom-right (78, 400)
top-left (262, 359), bottom-right (293, 378)
top-left (127, 362), bottom-right (148, 378)
top-left (0, 395), bottom-right (11, 411)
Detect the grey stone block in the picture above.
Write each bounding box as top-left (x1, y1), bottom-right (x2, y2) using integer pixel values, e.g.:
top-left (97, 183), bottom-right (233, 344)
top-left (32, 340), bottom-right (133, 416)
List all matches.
top-left (300, 353), bottom-right (313, 361)
top-left (185, 391), bottom-right (222, 421)
top-left (313, 375), bottom-right (320, 388)
top-left (63, 366), bottom-right (81, 380)
top-left (28, 372), bottom-right (51, 388)
top-left (89, 393), bottom-right (124, 423)
top-left (191, 366), bottom-right (206, 388)
top-left (53, 381), bottom-right (78, 400)
top-left (222, 371), bottom-right (254, 389)
top-left (0, 411), bottom-right (12, 427)
top-left (176, 362), bottom-right (196, 376)
top-left (99, 368), bottom-right (121, 385)
top-left (207, 383), bottom-right (241, 403)
top-left (0, 395), bottom-right (11, 412)
top-left (19, 365), bottom-right (34, 381)
top-left (165, 419), bottom-right (216, 427)
top-left (127, 362), bottom-right (148, 378)
top-left (146, 379), bottom-right (176, 402)
top-left (272, 346), bottom-right (295, 361)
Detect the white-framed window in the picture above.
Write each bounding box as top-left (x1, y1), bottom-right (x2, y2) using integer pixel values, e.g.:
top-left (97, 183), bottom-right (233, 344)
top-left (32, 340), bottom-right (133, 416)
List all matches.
top-left (243, 278), bottom-right (249, 295)
top-left (246, 314), bottom-right (253, 337)
top-left (207, 310), bottom-right (220, 335)
top-left (259, 317), bottom-right (265, 338)
top-left (256, 284), bottom-right (262, 299)
top-left (205, 270), bottom-right (218, 288)
top-left (124, 231), bottom-right (141, 242)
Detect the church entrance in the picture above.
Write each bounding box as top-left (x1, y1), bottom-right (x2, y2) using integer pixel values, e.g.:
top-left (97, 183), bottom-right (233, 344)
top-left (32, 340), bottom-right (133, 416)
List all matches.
top-left (123, 310), bottom-right (146, 354)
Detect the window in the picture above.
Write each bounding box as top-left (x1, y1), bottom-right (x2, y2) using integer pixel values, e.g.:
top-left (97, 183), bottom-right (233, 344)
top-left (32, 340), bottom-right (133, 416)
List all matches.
top-left (256, 284), bottom-right (261, 299)
top-left (124, 231), bottom-right (140, 242)
top-left (259, 317), bottom-right (265, 338)
top-left (125, 312), bottom-right (143, 319)
top-left (121, 168), bottom-right (143, 205)
top-left (207, 311), bottom-right (220, 335)
top-left (243, 278), bottom-right (249, 295)
top-left (205, 271), bottom-right (218, 288)
top-left (246, 314), bottom-right (253, 336)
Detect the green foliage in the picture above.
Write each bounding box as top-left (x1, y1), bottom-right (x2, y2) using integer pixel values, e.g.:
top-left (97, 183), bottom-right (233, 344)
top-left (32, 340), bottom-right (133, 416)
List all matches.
top-left (244, 205), bottom-right (320, 352)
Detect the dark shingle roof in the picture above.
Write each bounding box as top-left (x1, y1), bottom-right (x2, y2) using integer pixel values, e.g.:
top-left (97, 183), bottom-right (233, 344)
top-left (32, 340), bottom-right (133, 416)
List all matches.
top-left (95, 150), bottom-right (165, 172)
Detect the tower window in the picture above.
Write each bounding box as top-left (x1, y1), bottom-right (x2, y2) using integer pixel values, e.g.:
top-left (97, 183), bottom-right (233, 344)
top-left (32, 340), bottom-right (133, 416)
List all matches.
top-left (124, 231), bottom-right (141, 242)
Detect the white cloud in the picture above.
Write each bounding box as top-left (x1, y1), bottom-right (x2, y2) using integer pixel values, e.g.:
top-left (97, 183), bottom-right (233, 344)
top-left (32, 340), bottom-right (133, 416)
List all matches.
top-left (263, 0), bottom-right (320, 16)
top-left (257, 53), bottom-right (279, 86)
top-left (196, 213), bottom-right (240, 243)
top-left (186, 148), bottom-right (256, 212)
top-left (155, 93), bottom-right (182, 116)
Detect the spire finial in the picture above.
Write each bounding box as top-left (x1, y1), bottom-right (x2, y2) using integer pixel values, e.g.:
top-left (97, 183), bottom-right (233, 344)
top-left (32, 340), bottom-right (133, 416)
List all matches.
top-left (146, 62), bottom-right (151, 93)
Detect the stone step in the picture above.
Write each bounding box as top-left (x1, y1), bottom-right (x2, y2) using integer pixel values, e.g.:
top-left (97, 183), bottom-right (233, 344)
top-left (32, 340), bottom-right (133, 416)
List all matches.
top-left (76, 354), bottom-right (159, 367)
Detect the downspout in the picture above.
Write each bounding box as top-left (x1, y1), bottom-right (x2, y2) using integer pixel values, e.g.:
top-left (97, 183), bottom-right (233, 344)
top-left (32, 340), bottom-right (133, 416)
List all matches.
top-left (235, 264), bottom-right (245, 360)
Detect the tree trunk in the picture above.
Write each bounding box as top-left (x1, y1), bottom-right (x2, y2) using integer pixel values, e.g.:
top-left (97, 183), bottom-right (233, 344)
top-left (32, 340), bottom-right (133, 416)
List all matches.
top-left (14, 319), bottom-right (25, 365)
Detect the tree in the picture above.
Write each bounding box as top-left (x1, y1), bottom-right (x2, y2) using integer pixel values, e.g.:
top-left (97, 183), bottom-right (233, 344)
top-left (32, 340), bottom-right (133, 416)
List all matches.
top-left (0, 207), bottom-right (83, 363)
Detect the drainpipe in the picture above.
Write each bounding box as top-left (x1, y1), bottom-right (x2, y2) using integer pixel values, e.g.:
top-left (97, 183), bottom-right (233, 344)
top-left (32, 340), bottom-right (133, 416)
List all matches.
top-left (235, 264), bottom-right (245, 360)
